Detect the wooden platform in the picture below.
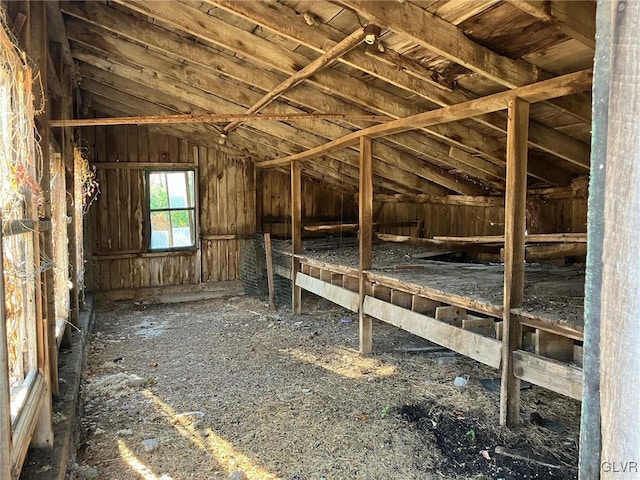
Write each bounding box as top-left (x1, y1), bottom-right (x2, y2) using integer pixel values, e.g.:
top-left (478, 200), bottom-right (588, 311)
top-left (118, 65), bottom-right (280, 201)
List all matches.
top-left (274, 239), bottom-right (585, 400)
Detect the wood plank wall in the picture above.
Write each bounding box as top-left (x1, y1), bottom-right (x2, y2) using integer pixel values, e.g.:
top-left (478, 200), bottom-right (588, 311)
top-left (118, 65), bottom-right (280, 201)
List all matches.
top-left (259, 169), bottom-right (358, 238)
top-left (84, 124), bottom-right (256, 290)
top-left (198, 145), bottom-right (255, 283)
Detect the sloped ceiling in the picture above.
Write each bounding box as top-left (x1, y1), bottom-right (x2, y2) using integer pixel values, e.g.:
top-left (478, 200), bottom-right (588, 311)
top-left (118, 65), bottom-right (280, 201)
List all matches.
top-left (59, 0), bottom-right (595, 195)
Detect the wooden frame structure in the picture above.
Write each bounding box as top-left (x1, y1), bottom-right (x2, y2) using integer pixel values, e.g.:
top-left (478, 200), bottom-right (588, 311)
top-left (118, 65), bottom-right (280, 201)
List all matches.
top-left (268, 69), bottom-right (591, 425)
top-left (6, 0), bottom-right (640, 477)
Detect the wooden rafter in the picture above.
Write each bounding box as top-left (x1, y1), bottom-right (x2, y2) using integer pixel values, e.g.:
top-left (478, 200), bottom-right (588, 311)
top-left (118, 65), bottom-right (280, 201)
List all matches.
top-left (79, 63), bottom-right (446, 195)
top-left (99, 1), bottom-right (528, 186)
top-left (222, 27), bottom-right (366, 133)
top-left (337, 0), bottom-right (592, 124)
top-left (256, 69), bottom-right (592, 168)
top-left (50, 112), bottom-right (393, 127)
top-left (66, 15), bottom-right (479, 194)
top-left (206, 0), bottom-right (589, 172)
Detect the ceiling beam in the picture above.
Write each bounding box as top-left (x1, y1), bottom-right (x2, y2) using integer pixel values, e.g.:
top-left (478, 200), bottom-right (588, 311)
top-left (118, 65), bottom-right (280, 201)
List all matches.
top-left (205, 0), bottom-right (589, 172)
top-left (336, 0), bottom-right (592, 124)
top-left (77, 59), bottom-right (449, 195)
top-left (50, 112), bottom-right (393, 127)
top-left (65, 20), bottom-right (475, 194)
top-left (223, 26), bottom-right (366, 133)
top-left (257, 69), bottom-right (592, 167)
top-left (61, 0), bottom-right (571, 191)
top-left (103, 1), bottom-right (514, 176)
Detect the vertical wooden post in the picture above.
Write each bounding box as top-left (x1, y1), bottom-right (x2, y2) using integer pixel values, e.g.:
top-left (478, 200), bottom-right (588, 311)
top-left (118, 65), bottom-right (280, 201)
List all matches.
top-left (359, 136), bottom-right (373, 353)
top-left (579, 2), bottom-right (610, 478)
top-left (31, 1), bottom-right (55, 447)
top-left (500, 96), bottom-right (529, 426)
top-left (291, 162), bottom-right (302, 314)
top-left (0, 225), bottom-right (13, 479)
top-left (599, 1), bottom-right (640, 475)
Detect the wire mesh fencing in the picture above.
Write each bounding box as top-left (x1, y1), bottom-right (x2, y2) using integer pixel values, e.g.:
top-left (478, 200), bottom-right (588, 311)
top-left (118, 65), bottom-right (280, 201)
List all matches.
top-left (240, 234), bottom-right (292, 308)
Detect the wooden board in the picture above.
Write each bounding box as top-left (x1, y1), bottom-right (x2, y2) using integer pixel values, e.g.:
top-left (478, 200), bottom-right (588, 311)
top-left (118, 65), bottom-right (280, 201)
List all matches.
top-left (363, 296), bottom-right (502, 368)
top-left (295, 273), bottom-right (360, 313)
top-left (512, 350), bottom-right (582, 400)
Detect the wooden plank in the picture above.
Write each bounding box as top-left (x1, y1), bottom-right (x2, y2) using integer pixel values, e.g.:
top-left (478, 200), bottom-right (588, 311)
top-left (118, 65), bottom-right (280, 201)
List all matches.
top-left (411, 296), bottom-right (440, 314)
top-left (579, 4), bottom-right (609, 475)
top-left (94, 281), bottom-right (244, 302)
top-left (512, 350), bottom-right (582, 400)
top-left (0, 225), bottom-right (12, 479)
top-left (295, 273), bottom-right (359, 313)
top-left (500, 96), bottom-right (530, 426)
top-left (366, 271), bottom-right (503, 317)
top-left (291, 162), bottom-right (302, 314)
top-left (343, 275), bottom-right (359, 292)
top-left (363, 296), bottom-right (502, 368)
top-left (359, 136), bottom-right (373, 354)
top-left (372, 284), bottom-right (392, 302)
top-left (598, 2), bottom-right (640, 471)
top-left (92, 162), bottom-right (190, 169)
top-left (390, 290), bottom-right (413, 309)
top-left (264, 233), bottom-right (276, 310)
top-left (462, 316), bottom-right (496, 330)
top-left (435, 306), bottom-right (467, 327)
top-left (257, 69), bottom-right (592, 168)
top-left (11, 372), bottom-right (46, 477)
top-left (433, 233), bottom-right (587, 243)
top-left (535, 330), bottom-right (574, 362)
top-left (525, 243), bottom-right (587, 261)
top-left (51, 112), bottom-right (392, 127)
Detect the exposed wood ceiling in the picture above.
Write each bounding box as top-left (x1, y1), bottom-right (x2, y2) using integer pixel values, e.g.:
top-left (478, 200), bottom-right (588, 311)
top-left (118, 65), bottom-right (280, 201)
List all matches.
top-left (56, 0), bottom-right (595, 195)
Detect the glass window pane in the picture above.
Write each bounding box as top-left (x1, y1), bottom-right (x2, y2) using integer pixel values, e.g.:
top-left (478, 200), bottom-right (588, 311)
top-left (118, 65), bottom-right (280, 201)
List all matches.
top-left (166, 172), bottom-right (188, 208)
top-left (150, 211), bottom-right (170, 249)
top-left (170, 210), bottom-right (194, 247)
top-left (149, 173), bottom-right (169, 209)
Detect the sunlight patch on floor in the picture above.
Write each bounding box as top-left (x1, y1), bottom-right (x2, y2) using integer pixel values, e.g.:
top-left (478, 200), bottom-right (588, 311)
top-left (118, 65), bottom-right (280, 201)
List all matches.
top-left (142, 390), bottom-right (281, 480)
top-left (281, 346), bottom-right (397, 379)
top-left (118, 440), bottom-right (171, 480)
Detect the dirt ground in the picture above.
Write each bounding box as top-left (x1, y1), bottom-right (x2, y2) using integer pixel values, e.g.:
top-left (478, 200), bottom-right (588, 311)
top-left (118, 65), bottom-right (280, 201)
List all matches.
top-left (72, 294), bottom-right (580, 480)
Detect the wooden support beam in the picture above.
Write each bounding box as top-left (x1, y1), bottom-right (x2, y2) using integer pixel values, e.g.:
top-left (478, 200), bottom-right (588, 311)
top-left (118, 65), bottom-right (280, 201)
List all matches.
top-left (295, 273), bottom-right (359, 312)
top-left (433, 233), bottom-right (587, 243)
top-left (207, 0), bottom-right (588, 176)
top-left (363, 296), bottom-right (503, 368)
top-left (291, 163), bottom-right (302, 314)
top-left (512, 351), bottom-right (582, 400)
top-left (359, 137), bottom-right (373, 354)
top-left (257, 69), bottom-right (592, 168)
top-left (30, 1), bottom-right (55, 447)
top-left (224, 27), bottom-right (366, 133)
top-left (599, 1), bottom-right (640, 473)
top-left (374, 194), bottom-right (504, 207)
top-left (64, 3), bottom-right (490, 193)
top-left (337, 0), bottom-right (591, 124)
top-left (50, 112), bottom-right (392, 127)
top-left (579, 3), bottom-right (609, 475)
top-left (0, 225), bottom-right (13, 480)
top-left (500, 97), bottom-right (530, 426)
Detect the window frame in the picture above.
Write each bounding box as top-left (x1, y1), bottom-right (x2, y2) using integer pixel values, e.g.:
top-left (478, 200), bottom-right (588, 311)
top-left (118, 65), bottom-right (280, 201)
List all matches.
top-left (144, 168), bottom-right (198, 253)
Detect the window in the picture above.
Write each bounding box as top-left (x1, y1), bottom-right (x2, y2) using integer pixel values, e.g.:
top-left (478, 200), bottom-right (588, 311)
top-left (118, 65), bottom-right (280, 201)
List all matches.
top-left (147, 170), bottom-right (196, 250)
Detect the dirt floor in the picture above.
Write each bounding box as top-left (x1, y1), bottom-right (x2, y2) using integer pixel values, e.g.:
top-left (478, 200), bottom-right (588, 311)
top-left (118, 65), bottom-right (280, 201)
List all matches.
top-left (72, 294), bottom-right (581, 480)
